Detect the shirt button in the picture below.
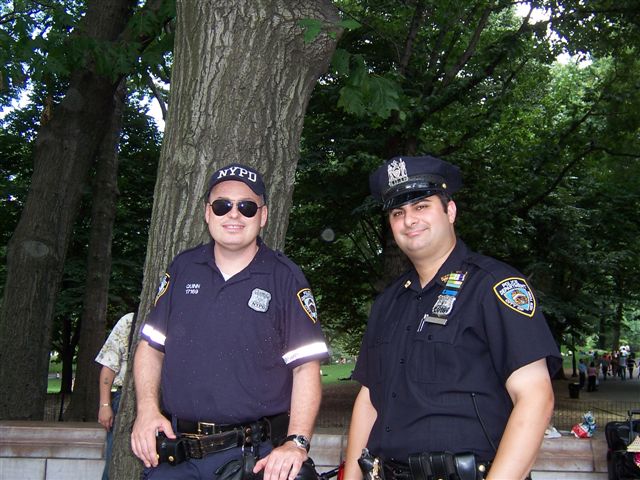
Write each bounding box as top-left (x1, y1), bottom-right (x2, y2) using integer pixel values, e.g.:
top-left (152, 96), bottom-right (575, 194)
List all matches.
top-left (385, 426), bottom-right (391, 432)
top-left (427, 334), bottom-right (433, 340)
top-left (400, 358), bottom-right (405, 364)
top-left (391, 392), bottom-right (397, 398)
top-left (417, 295), bottom-right (422, 300)
top-left (406, 325), bottom-right (411, 331)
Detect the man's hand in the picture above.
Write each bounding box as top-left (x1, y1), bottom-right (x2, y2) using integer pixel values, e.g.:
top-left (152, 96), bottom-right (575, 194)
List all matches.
top-left (98, 404), bottom-right (115, 431)
top-left (253, 442), bottom-right (308, 480)
top-left (130, 409), bottom-right (175, 468)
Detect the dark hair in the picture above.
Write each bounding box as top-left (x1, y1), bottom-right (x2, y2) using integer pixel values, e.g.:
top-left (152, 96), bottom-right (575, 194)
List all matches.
top-left (437, 193), bottom-right (451, 213)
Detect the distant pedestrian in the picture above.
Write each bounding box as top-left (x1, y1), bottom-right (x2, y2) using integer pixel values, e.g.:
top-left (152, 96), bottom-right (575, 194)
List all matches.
top-left (601, 356), bottom-right (609, 381)
top-left (578, 359), bottom-right (587, 389)
top-left (587, 362), bottom-right (598, 392)
top-left (627, 357), bottom-right (635, 380)
top-left (619, 353), bottom-right (627, 380)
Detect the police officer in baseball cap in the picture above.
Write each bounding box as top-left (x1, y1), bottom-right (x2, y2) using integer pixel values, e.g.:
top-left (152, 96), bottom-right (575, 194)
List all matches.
top-left (132, 163), bottom-right (330, 480)
top-left (344, 156), bottom-right (561, 480)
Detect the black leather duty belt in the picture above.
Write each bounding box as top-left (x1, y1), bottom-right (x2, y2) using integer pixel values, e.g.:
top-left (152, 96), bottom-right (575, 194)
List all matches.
top-left (384, 454), bottom-right (492, 480)
top-left (157, 412), bottom-right (289, 463)
top-left (175, 412), bottom-right (288, 439)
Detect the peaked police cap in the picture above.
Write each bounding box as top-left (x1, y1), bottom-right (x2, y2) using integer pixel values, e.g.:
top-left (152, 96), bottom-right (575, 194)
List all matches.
top-left (369, 155), bottom-right (462, 210)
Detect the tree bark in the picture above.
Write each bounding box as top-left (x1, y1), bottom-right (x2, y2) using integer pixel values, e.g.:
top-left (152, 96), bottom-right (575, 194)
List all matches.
top-left (0, 0), bottom-right (136, 421)
top-left (64, 80), bottom-right (127, 422)
top-left (111, 1), bottom-right (340, 477)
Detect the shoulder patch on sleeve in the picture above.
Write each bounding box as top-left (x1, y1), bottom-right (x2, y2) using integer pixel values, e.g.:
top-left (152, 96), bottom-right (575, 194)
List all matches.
top-left (297, 288), bottom-right (318, 323)
top-left (493, 277), bottom-right (536, 317)
top-left (154, 273), bottom-right (170, 306)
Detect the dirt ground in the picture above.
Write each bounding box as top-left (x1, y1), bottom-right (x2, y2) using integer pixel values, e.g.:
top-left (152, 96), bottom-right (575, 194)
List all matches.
top-left (316, 372), bottom-right (640, 432)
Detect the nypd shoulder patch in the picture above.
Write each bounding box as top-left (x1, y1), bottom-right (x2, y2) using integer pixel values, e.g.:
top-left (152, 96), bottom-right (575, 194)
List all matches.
top-left (297, 288), bottom-right (318, 323)
top-left (154, 273), bottom-right (170, 306)
top-left (493, 277), bottom-right (536, 317)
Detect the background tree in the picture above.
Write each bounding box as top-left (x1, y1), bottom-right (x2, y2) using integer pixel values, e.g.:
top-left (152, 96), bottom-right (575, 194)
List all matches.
top-left (0, 0), bottom-right (172, 420)
top-left (111, 1), bottom-right (342, 477)
top-left (286, 0), bottom-right (640, 357)
top-left (63, 80), bottom-right (127, 421)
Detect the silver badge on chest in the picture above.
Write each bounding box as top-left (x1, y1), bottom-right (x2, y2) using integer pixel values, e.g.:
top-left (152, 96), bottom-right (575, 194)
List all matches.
top-left (248, 288), bottom-right (271, 312)
top-left (432, 294), bottom-right (456, 316)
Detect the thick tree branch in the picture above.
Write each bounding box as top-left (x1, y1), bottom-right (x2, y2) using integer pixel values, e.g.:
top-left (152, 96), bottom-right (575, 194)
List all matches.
top-left (442, 5), bottom-right (492, 88)
top-left (144, 70), bottom-right (167, 120)
top-left (399, 0), bottom-right (427, 75)
top-left (516, 145), bottom-right (595, 217)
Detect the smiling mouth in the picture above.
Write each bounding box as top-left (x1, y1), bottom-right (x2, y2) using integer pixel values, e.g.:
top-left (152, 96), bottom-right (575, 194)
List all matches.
top-left (223, 224), bottom-right (244, 231)
top-left (406, 227), bottom-right (427, 237)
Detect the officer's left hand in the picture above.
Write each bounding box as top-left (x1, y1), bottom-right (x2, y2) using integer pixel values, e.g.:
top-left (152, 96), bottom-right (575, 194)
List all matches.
top-left (253, 442), bottom-right (308, 480)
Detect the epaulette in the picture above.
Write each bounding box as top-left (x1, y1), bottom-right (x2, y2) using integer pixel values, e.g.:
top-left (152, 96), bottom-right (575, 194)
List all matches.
top-left (465, 252), bottom-right (523, 281)
top-left (273, 250), bottom-right (307, 282)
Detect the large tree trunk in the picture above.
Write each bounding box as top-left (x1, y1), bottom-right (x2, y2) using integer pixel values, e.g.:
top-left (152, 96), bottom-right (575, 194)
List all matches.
top-left (111, 1), bottom-right (340, 477)
top-left (64, 81), bottom-right (127, 422)
top-left (0, 0), bottom-right (135, 421)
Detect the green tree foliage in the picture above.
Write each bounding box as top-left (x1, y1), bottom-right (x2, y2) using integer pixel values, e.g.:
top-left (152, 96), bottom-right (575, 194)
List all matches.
top-left (287, 0), bottom-right (640, 356)
top-left (0, 0), bottom-right (172, 419)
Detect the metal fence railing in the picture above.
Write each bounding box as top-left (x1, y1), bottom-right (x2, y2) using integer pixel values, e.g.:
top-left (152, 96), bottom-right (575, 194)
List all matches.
top-left (316, 398), bottom-right (640, 432)
top-left (45, 393), bottom-right (638, 434)
top-left (552, 398), bottom-right (638, 431)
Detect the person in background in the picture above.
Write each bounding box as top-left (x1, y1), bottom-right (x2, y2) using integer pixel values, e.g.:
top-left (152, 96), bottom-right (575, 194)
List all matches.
top-left (587, 362), bottom-right (598, 392)
top-left (627, 356), bottom-right (635, 380)
top-left (343, 156), bottom-right (561, 480)
top-left (96, 312), bottom-right (134, 480)
top-left (131, 163), bottom-right (330, 480)
top-left (578, 358), bottom-right (587, 389)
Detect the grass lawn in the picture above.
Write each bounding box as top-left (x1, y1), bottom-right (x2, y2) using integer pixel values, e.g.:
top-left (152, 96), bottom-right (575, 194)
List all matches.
top-left (47, 378), bottom-right (61, 393)
top-left (321, 362), bottom-right (356, 384)
top-left (45, 362), bottom-right (357, 393)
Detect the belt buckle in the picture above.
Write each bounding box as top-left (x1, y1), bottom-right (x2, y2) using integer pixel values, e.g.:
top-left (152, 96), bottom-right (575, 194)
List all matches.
top-left (197, 422), bottom-right (217, 435)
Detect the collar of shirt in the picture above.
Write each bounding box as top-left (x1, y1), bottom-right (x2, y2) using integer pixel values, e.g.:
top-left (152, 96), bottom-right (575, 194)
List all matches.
top-left (397, 237), bottom-right (470, 297)
top-left (192, 238), bottom-right (274, 277)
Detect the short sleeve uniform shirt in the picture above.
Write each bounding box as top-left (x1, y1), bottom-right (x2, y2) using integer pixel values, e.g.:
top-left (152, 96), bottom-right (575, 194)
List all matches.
top-left (140, 240), bottom-right (329, 424)
top-left (353, 240), bottom-right (561, 461)
top-left (95, 312), bottom-right (133, 388)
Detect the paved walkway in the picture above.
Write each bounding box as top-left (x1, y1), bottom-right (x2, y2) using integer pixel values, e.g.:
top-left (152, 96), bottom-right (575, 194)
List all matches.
top-left (554, 367), bottom-right (640, 402)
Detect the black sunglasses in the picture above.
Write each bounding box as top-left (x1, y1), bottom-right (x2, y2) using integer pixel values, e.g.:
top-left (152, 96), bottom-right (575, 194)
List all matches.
top-left (209, 199), bottom-right (264, 218)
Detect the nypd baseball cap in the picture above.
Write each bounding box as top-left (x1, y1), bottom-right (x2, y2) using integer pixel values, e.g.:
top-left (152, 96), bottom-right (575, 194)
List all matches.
top-left (369, 155), bottom-right (462, 210)
top-left (206, 163), bottom-right (267, 199)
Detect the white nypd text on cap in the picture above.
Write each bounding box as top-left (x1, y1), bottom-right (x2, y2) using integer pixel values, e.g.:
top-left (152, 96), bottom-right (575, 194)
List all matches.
top-left (217, 166), bottom-right (257, 183)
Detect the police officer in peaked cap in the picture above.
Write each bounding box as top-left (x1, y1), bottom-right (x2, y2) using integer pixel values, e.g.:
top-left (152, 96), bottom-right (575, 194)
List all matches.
top-left (131, 163), bottom-right (330, 480)
top-left (343, 156), bottom-right (561, 480)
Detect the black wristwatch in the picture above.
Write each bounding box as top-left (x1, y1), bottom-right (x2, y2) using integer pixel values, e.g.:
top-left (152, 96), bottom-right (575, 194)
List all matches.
top-left (284, 434), bottom-right (310, 452)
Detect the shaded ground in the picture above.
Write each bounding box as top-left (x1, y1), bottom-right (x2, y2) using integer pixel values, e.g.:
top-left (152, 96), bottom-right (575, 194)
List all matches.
top-left (46, 368), bottom-right (639, 432)
top-left (317, 380), bottom-right (360, 430)
top-left (316, 370), bottom-right (640, 432)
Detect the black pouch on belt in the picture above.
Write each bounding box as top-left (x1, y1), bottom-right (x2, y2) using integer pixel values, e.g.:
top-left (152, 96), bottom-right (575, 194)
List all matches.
top-left (218, 455), bottom-right (320, 480)
top-left (156, 433), bottom-right (188, 466)
top-left (408, 451), bottom-right (480, 480)
top-left (216, 450), bottom-right (257, 480)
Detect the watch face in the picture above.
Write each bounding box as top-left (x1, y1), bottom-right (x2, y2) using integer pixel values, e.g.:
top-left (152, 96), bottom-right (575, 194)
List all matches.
top-left (288, 434), bottom-right (310, 451)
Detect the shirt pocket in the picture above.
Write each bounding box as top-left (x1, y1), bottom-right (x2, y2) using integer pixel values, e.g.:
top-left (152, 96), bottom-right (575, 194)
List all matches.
top-left (366, 334), bottom-right (391, 385)
top-left (408, 319), bottom-right (460, 384)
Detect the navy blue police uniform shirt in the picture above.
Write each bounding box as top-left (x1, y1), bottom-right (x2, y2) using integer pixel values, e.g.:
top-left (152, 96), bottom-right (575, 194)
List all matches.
top-left (140, 239), bottom-right (329, 424)
top-left (352, 239), bottom-right (561, 461)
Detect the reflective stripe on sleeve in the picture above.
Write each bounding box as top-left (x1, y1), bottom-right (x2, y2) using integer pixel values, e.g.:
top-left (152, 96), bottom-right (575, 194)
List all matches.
top-left (141, 324), bottom-right (166, 346)
top-left (282, 342), bottom-right (328, 365)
